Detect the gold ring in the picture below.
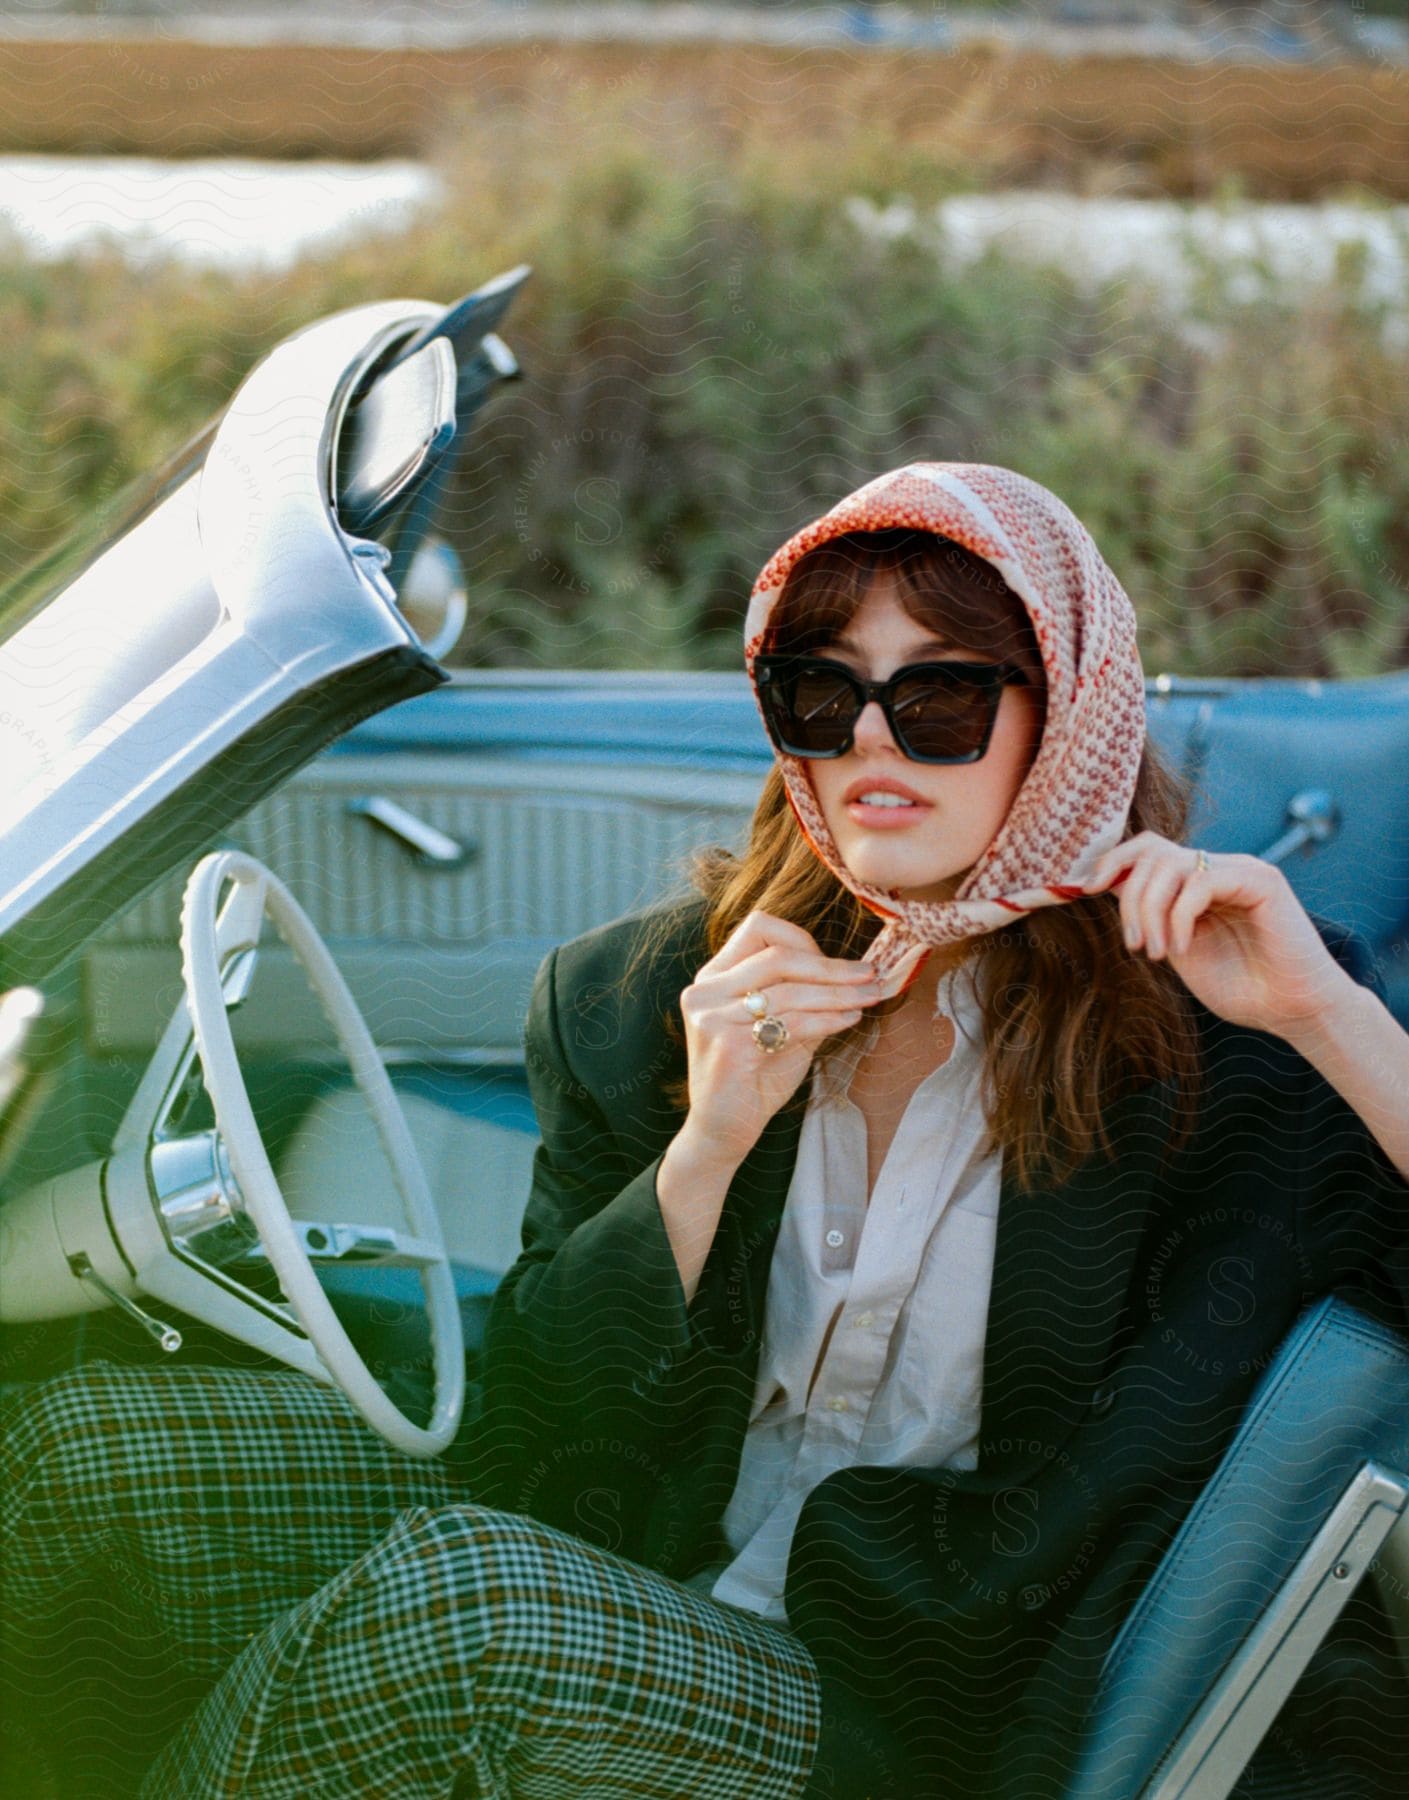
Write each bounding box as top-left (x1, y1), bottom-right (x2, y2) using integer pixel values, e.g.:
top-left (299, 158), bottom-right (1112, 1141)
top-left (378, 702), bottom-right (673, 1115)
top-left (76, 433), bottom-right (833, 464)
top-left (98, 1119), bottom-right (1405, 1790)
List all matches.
top-left (752, 1014), bottom-right (789, 1054)
top-left (1195, 848), bottom-right (1211, 873)
top-left (742, 989), bottom-right (769, 1019)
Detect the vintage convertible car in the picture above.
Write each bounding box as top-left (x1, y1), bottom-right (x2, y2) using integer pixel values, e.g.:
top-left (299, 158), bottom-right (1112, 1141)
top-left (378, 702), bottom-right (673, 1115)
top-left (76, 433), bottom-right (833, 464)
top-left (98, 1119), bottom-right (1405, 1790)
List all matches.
top-left (0, 281), bottom-right (1407, 1797)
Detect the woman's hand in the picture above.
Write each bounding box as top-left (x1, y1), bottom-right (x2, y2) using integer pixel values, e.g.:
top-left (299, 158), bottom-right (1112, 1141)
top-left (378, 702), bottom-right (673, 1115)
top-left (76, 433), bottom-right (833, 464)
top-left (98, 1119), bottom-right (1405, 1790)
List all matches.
top-left (676, 910), bottom-right (884, 1167)
top-left (1081, 832), bottom-right (1355, 1039)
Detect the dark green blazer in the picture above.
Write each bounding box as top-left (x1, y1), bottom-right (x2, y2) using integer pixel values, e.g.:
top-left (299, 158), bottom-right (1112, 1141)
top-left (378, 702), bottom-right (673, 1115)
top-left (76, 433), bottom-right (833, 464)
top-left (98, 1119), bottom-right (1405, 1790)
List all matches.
top-left (452, 894), bottom-right (1409, 1798)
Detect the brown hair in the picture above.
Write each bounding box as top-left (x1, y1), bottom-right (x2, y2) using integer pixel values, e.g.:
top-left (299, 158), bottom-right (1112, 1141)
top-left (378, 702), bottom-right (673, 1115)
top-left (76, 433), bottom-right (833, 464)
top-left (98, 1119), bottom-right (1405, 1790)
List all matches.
top-left (617, 527), bottom-right (1204, 1194)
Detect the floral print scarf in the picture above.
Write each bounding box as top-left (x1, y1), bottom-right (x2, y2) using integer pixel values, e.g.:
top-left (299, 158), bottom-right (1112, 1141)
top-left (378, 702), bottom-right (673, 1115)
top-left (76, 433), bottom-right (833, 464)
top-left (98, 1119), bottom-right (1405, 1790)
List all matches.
top-left (743, 462), bottom-right (1146, 998)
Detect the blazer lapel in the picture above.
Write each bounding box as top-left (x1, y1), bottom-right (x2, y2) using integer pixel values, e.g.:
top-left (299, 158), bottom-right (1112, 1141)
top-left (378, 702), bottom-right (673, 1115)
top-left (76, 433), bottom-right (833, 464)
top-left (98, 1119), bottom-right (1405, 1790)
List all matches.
top-left (977, 1074), bottom-right (1177, 1480)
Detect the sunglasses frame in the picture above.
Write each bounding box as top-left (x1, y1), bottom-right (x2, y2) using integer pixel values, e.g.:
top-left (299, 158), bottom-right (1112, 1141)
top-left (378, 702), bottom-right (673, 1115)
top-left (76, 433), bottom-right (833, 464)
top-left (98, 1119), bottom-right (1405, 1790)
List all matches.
top-left (755, 653), bottom-right (1031, 765)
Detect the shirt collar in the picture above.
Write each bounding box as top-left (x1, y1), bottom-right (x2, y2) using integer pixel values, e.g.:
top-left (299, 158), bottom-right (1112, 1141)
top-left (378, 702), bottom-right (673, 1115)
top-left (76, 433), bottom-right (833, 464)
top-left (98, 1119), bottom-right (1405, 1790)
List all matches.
top-left (818, 960), bottom-right (985, 1102)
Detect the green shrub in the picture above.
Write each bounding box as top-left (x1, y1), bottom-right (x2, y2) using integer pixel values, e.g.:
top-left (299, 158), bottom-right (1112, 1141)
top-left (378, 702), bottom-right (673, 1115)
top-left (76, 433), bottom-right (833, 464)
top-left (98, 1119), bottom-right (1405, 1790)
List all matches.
top-left (2, 94), bottom-right (1405, 677)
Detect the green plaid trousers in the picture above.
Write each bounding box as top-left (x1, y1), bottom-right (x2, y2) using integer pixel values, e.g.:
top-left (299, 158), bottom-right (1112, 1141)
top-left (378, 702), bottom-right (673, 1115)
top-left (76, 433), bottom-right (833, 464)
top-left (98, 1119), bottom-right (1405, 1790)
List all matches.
top-left (1, 1359), bottom-right (824, 1799)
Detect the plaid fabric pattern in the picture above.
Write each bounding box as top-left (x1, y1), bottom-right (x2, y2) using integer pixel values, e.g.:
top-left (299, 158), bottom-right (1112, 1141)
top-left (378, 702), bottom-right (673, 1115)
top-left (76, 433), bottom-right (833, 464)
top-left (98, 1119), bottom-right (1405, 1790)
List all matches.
top-left (1, 1357), bottom-right (458, 1682)
top-left (3, 1361), bottom-right (823, 1799)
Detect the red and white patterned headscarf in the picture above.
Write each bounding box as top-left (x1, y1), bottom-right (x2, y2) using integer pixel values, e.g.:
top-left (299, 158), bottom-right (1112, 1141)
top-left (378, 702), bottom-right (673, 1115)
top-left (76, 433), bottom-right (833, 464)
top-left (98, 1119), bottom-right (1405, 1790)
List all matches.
top-left (743, 462), bottom-right (1146, 997)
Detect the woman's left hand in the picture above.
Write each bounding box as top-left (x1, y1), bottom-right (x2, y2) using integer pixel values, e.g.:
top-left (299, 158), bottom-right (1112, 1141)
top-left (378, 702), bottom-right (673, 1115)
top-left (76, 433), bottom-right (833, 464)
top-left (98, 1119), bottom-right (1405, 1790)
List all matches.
top-left (1081, 833), bottom-right (1354, 1040)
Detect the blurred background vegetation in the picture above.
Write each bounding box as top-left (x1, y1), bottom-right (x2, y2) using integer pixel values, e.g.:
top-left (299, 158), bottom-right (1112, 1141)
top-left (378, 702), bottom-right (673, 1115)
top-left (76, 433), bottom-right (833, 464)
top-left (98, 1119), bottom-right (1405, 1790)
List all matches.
top-left (1, 48), bottom-right (1406, 679)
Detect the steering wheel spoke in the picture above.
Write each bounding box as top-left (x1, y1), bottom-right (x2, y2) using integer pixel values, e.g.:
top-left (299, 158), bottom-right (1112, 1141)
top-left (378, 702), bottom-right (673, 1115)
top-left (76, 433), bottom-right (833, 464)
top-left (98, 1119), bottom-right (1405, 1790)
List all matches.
top-left (290, 1222), bottom-right (445, 1268)
top-left (177, 849), bottom-right (465, 1457)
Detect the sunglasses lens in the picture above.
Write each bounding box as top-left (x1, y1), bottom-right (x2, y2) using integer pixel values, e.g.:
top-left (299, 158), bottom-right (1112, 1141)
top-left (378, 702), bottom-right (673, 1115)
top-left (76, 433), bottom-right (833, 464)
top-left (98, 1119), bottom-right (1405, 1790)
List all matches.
top-left (889, 669), bottom-right (993, 759)
top-left (763, 664), bottom-right (857, 754)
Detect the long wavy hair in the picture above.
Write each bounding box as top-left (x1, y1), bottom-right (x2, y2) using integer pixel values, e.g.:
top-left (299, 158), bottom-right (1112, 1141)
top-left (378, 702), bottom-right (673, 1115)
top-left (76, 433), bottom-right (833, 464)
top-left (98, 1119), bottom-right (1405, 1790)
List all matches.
top-left (617, 527), bottom-right (1205, 1194)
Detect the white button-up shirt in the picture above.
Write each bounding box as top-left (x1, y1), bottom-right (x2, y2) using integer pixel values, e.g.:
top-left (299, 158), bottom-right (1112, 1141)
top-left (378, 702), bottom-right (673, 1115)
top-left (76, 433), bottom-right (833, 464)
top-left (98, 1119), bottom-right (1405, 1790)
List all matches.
top-left (685, 962), bottom-right (1002, 1625)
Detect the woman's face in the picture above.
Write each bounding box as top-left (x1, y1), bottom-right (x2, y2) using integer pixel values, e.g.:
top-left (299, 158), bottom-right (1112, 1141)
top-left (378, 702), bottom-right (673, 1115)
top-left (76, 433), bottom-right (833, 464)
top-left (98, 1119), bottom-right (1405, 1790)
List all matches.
top-left (807, 568), bottom-right (1046, 905)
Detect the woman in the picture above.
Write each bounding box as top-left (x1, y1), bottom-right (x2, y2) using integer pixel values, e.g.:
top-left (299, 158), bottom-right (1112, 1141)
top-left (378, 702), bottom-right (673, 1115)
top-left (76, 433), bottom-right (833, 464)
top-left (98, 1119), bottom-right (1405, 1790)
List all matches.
top-left (5, 462), bottom-right (1408, 1799)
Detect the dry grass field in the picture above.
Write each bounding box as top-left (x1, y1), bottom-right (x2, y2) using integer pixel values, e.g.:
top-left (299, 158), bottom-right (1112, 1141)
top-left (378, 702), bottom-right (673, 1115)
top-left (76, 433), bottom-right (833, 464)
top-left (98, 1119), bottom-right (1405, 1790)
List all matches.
top-left (0, 37), bottom-right (1405, 199)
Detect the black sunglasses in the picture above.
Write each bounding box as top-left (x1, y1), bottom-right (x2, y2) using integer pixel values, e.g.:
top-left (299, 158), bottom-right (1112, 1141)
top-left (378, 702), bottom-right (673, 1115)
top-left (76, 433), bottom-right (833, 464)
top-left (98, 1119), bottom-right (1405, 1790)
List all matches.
top-left (756, 653), bottom-right (1030, 764)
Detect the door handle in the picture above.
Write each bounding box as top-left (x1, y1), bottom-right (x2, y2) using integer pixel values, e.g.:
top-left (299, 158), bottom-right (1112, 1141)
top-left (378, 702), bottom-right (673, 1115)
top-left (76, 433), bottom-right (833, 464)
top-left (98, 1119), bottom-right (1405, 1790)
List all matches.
top-left (1259, 788), bottom-right (1339, 865)
top-left (346, 796), bottom-right (473, 869)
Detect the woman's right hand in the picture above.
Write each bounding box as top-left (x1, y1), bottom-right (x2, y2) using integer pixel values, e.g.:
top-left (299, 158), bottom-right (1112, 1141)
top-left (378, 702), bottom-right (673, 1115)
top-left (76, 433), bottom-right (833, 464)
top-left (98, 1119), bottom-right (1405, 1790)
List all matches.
top-left (675, 910), bottom-right (884, 1168)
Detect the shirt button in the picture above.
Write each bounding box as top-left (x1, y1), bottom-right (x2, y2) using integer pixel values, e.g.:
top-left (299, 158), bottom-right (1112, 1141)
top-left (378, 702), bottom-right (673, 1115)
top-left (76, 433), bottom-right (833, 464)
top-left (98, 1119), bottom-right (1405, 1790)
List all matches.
top-left (826, 1395), bottom-right (848, 1412)
top-left (853, 1311), bottom-right (874, 1327)
top-left (825, 1229), bottom-right (845, 1248)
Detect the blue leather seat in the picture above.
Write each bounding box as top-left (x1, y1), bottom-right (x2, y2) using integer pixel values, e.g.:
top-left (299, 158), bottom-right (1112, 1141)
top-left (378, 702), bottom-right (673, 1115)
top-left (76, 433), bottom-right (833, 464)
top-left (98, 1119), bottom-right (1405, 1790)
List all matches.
top-left (1061, 1295), bottom-right (1409, 1799)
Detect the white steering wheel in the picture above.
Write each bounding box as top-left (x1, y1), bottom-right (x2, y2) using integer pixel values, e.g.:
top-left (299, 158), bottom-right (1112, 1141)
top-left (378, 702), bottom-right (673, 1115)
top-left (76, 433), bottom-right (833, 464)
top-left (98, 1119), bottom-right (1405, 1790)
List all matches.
top-left (180, 849), bottom-right (464, 1457)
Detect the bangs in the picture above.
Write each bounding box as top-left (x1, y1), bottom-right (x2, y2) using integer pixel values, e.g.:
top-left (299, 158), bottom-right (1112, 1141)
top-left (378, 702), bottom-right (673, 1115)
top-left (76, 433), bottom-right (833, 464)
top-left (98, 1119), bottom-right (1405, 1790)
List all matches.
top-left (766, 527), bottom-right (1046, 690)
